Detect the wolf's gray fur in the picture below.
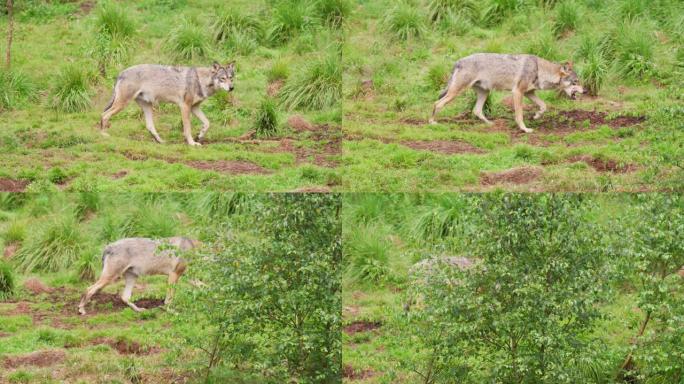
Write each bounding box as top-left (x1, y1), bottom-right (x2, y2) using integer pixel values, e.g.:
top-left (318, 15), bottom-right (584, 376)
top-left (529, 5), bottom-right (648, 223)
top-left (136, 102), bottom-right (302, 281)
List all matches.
top-left (100, 62), bottom-right (235, 145)
top-left (430, 53), bottom-right (585, 133)
top-left (78, 237), bottom-right (200, 315)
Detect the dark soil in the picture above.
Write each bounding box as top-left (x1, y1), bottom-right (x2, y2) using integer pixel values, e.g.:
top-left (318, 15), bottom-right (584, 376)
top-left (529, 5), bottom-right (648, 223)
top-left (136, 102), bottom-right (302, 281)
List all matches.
top-left (3, 350), bottom-right (66, 368)
top-left (0, 178), bottom-right (29, 192)
top-left (0, 332), bottom-right (10, 338)
top-left (343, 320), bottom-right (382, 335)
top-left (480, 166), bottom-right (543, 186)
top-left (111, 170), bottom-right (128, 179)
top-left (400, 140), bottom-right (485, 155)
top-left (88, 293), bottom-right (165, 311)
top-left (568, 155), bottom-right (637, 173)
top-left (183, 160), bottom-right (270, 175)
top-left (343, 364), bottom-right (377, 380)
top-left (90, 337), bottom-right (160, 355)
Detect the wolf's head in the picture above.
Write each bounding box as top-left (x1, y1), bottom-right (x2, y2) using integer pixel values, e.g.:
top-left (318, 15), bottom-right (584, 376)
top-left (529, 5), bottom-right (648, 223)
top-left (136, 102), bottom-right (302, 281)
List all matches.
top-left (559, 62), bottom-right (584, 99)
top-left (211, 61), bottom-right (236, 92)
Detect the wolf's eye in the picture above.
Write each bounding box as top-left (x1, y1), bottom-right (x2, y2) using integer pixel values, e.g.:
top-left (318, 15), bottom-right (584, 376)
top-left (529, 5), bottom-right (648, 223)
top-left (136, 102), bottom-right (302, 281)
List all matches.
top-left (220, 77), bottom-right (228, 81)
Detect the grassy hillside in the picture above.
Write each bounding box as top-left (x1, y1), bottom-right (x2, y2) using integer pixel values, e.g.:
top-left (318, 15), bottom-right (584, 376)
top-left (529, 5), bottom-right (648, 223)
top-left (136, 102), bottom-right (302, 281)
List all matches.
top-left (341, 0), bottom-right (684, 191)
top-left (342, 194), bottom-right (684, 383)
top-left (0, 193), bottom-right (341, 383)
top-left (0, 0), bottom-right (343, 192)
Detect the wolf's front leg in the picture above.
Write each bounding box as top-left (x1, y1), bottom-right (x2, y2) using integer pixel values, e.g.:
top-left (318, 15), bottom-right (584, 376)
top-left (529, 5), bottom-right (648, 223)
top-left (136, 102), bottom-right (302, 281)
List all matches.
top-left (122, 272), bottom-right (145, 312)
top-left (192, 106), bottom-right (211, 142)
top-left (512, 89), bottom-right (533, 133)
top-left (179, 104), bottom-right (201, 146)
top-left (525, 91), bottom-right (546, 120)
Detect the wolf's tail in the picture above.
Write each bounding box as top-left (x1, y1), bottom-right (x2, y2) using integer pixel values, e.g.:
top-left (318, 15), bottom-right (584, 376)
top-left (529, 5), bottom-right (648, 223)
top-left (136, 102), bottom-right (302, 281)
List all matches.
top-left (101, 247), bottom-right (113, 265)
top-left (103, 76), bottom-right (122, 112)
top-left (438, 63), bottom-right (460, 99)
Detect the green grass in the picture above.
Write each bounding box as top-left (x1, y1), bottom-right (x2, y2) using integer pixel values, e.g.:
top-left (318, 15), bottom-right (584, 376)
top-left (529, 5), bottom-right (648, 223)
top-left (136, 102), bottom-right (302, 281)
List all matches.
top-left (253, 98), bottom-right (280, 138)
top-left (280, 53), bottom-right (341, 110)
top-left (0, 260), bottom-right (15, 300)
top-left (49, 66), bottom-right (92, 113)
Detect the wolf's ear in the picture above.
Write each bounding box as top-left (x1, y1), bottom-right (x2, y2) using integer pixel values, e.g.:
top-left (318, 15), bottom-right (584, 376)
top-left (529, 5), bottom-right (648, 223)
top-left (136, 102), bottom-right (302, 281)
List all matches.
top-left (226, 61), bottom-right (236, 70)
top-left (212, 62), bottom-right (221, 73)
top-left (561, 61), bottom-right (573, 72)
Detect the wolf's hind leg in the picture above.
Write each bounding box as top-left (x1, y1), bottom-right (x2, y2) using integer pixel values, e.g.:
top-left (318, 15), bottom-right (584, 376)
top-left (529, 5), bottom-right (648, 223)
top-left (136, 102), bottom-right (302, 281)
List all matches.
top-left (513, 89), bottom-right (533, 133)
top-left (121, 271), bottom-right (144, 312)
top-left (429, 73), bottom-right (469, 124)
top-left (164, 271), bottom-right (182, 305)
top-left (525, 91), bottom-right (546, 120)
top-left (100, 87), bottom-right (130, 136)
top-left (192, 106), bottom-right (210, 142)
top-left (136, 99), bottom-right (164, 143)
top-left (78, 275), bottom-right (114, 315)
top-left (473, 87), bottom-right (493, 125)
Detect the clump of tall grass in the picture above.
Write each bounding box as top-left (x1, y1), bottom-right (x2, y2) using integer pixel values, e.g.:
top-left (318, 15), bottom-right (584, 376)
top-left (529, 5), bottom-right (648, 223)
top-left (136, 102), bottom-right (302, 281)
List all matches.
top-left (75, 251), bottom-right (97, 281)
top-left (15, 216), bottom-right (85, 273)
top-left (614, 23), bottom-right (655, 79)
top-left (0, 261), bottom-right (15, 300)
top-left (481, 0), bottom-right (527, 26)
top-left (253, 98), bottom-right (280, 138)
top-left (49, 66), bottom-right (92, 113)
top-left (194, 192), bottom-right (248, 220)
top-left (280, 54), bottom-right (341, 110)
top-left (383, 4), bottom-right (425, 41)
top-left (223, 30), bottom-right (259, 56)
top-left (526, 32), bottom-right (560, 61)
top-left (409, 194), bottom-right (471, 242)
top-left (75, 191), bottom-right (101, 220)
top-left (0, 70), bottom-right (33, 112)
top-left (427, 63), bottom-right (450, 91)
top-left (437, 10), bottom-right (473, 35)
top-left (119, 202), bottom-right (180, 238)
top-left (552, 1), bottom-right (580, 38)
top-left (427, 0), bottom-right (478, 23)
top-left (267, 0), bottom-right (315, 45)
top-left (580, 50), bottom-right (608, 96)
top-left (616, 0), bottom-right (648, 21)
top-left (92, 31), bottom-right (131, 77)
top-left (316, 0), bottom-right (352, 28)
top-left (344, 224), bottom-right (391, 284)
top-left (267, 60), bottom-right (290, 82)
top-left (95, 2), bottom-right (135, 39)
top-left (2, 221), bottom-right (26, 244)
top-left (211, 10), bottom-right (262, 43)
top-left (167, 22), bottom-right (211, 61)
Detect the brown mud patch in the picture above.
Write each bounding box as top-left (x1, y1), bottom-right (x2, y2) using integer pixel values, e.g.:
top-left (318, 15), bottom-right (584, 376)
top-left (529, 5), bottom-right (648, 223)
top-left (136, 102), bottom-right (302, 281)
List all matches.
top-left (3, 243), bottom-right (18, 259)
top-left (24, 278), bottom-right (55, 295)
top-left (400, 140), bottom-right (485, 155)
top-left (568, 155), bottom-right (637, 173)
top-left (287, 115), bottom-right (315, 132)
top-left (111, 170), bottom-right (128, 179)
top-left (0, 332), bottom-right (10, 338)
top-left (267, 79), bottom-right (284, 97)
top-left (90, 337), bottom-right (161, 355)
top-left (480, 166), bottom-right (543, 186)
top-left (343, 364), bottom-right (377, 380)
top-left (291, 186), bottom-right (333, 193)
top-left (344, 320), bottom-right (382, 335)
top-left (0, 178), bottom-right (29, 192)
top-left (182, 160), bottom-right (270, 175)
top-left (87, 293), bottom-right (165, 312)
top-left (3, 350), bottom-right (66, 369)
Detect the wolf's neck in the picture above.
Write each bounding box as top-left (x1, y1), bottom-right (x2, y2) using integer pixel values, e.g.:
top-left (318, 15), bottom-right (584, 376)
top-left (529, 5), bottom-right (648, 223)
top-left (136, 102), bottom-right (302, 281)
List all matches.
top-left (195, 68), bottom-right (216, 98)
top-left (536, 58), bottom-right (562, 90)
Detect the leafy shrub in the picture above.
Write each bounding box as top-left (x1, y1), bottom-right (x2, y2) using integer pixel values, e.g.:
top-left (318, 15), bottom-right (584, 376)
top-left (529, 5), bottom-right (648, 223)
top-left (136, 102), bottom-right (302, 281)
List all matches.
top-left (383, 4), bottom-right (425, 41)
top-left (580, 50), bottom-right (608, 96)
top-left (316, 0), bottom-right (352, 28)
top-left (267, 60), bottom-right (290, 82)
top-left (0, 261), bottom-right (15, 300)
top-left (253, 98), bottom-right (279, 138)
top-left (344, 224), bottom-right (391, 283)
top-left (552, 1), bottom-right (580, 38)
top-left (280, 53), bottom-right (341, 110)
top-left (167, 22), bottom-right (210, 61)
top-left (0, 70), bottom-right (33, 112)
top-left (95, 2), bottom-right (135, 39)
top-left (15, 216), bottom-right (85, 273)
top-left (267, 0), bottom-right (315, 45)
top-left (49, 66), bottom-right (92, 113)
top-left (427, 0), bottom-right (478, 23)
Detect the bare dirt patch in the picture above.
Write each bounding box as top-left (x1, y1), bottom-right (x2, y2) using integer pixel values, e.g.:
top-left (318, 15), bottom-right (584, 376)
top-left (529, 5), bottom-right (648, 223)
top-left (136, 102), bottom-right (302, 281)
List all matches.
top-left (343, 320), bottom-right (382, 335)
top-left (24, 278), bottom-right (55, 295)
top-left (287, 115), bottom-right (315, 132)
top-left (343, 364), bottom-right (377, 380)
top-left (480, 166), bottom-right (543, 186)
top-left (0, 178), bottom-right (29, 192)
top-left (182, 160), bottom-right (269, 175)
top-left (0, 332), bottom-right (10, 338)
top-left (3, 243), bottom-right (18, 259)
top-left (291, 186), bottom-right (333, 192)
top-left (111, 170), bottom-right (128, 179)
top-left (90, 337), bottom-right (160, 355)
top-left (400, 140), bottom-right (485, 155)
top-left (87, 293), bottom-right (165, 312)
top-left (3, 350), bottom-right (66, 369)
top-left (78, 1), bottom-right (95, 15)
top-left (568, 155), bottom-right (637, 173)
top-left (267, 79), bottom-right (284, 97)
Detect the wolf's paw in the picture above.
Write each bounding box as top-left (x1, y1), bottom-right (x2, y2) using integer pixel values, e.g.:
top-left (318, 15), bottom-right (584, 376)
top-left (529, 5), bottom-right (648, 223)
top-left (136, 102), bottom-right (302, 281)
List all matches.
top-left (533, 113), bottom-right (543, 120)
top-left (100, 131), bottom-right (110, 137)
top-left (78, 307), bottom-right (86, 315)
top-left (188, 141), bottom-right (202, 147)
top-left (428, 119), bottom-right (437, 125)
top-left (521, 127), bottom-right (534, 133)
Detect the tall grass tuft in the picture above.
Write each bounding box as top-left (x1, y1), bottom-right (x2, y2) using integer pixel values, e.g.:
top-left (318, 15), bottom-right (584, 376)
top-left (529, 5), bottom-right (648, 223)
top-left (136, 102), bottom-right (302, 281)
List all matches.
top-left (194, 192), bottom-right (248, 219)
top-left (409, 195), bottom-right (470, 242)
top-left (280, 54), bottom-right (341, 110)
top-left (120, 202), bottom-right (180, 238)
top-left (267, 0), bottom-right (315, 45)
top-left (552, 1), bottom-right (580, 38)
top-left (253, 98), bottom-right (280, 138)
top-left (75, 251), bottom-right (97, 282)
top-left (616, 0), bottom-right (648, 21)
top-left (0, 261), bottom-right (15, 300)
top-left (526, 32), bottom-right (560, 61)
top-left (95, 2), bottom-right (135, 39)
top-left (344, 224), bottom-right (391, 284)
top-left (2, 221), bottom-right (27, 244)
top-left (580, 50), bottom-right (608, 96)
top-left (267, 60), bottom-right (290, 82)
top-left (427, 0), bottom-right (478, 23)
top-left (211, 10), bottom-right (262, 43)
top-left (0, 70), bottom-right (33, 112)
top-left (383, 4), bottom-right (425, 41)
top-left (15, 216), bottom-right (85, 273)
top-left (75, 191), bottom-right (101, 220)
top-left (614, 23), bottom-right (655, 79)
top-left (316, 0), bottom-right (352, 29)
top-left (481, 0), bottom-right (527, 26)
top-left (49, 66), bottom-right (92, 113)
top-left (168, 22), bottom-right (210, 61)
top-left (427, 63), bottom-right (450, 92)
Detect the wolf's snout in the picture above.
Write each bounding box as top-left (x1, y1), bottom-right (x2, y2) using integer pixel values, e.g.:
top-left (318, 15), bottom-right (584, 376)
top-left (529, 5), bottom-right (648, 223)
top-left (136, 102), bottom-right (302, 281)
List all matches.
top-left (229, 85), bottom-right (234, 91)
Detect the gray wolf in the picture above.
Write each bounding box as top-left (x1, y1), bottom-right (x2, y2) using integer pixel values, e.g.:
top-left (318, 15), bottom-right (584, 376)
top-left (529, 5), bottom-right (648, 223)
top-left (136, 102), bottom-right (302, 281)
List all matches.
top-left (78, 236), bottom-right (200, 315)
top-left (430, 53), bottom-right (585, 132)
top-left (100, 62), bottom-right (235, 145)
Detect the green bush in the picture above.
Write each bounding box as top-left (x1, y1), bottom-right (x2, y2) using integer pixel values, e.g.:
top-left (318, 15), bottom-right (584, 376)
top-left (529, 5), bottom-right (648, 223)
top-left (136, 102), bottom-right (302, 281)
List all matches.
top-left (253, 98), bottom-right (280, 138)
top-left (267, 0), bottom-right (315, 45)
top-left (95, 1), bottom-right (136, 39)
top-left (167, 22), bottom-right (210, 61)
top-left (280, 53), bottom-right (341, 110)
top-left (0, 260), bottom-right (15, 300)
top-left (14, 215), bottom-right (85, 273)
top-left (0, 70), bottom-right (33, 112)
top-left (383, 4), bottom-right (425, 41)
top-left (49, 66), bottom-right (92, 113)
top-left (552, 1), bottom-right (580, 38)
